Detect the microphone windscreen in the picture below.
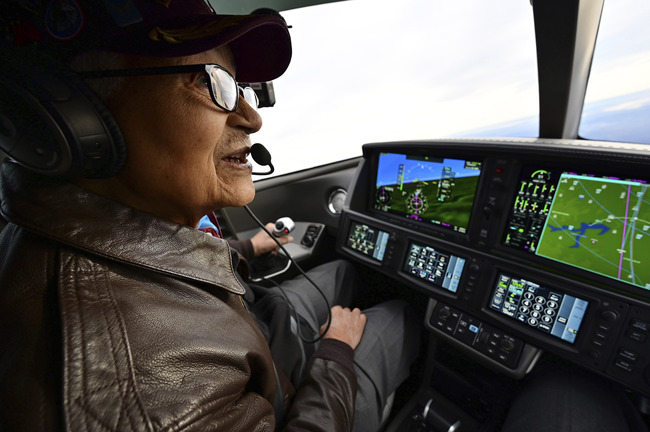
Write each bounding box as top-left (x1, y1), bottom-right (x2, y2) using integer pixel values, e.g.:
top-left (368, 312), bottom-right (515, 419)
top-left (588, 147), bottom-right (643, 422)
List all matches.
top-left (251, 143), bottom-right (272, 166)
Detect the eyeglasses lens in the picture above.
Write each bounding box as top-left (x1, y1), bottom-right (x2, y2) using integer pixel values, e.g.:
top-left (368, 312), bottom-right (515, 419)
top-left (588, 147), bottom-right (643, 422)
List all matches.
top-left (240, 87), bottom-right (259, 110)
top-left (207, 65), bottom-right (238, 111)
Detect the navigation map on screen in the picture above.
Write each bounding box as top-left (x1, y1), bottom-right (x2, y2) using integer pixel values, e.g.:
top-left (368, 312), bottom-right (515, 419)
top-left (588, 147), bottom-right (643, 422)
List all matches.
top-left (536, 174), bottom-right (650, 290)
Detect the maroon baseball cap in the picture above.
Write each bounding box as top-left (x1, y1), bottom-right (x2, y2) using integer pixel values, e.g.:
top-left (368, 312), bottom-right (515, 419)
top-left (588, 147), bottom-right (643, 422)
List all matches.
top-left (2, 0), bottom-right (292, 83)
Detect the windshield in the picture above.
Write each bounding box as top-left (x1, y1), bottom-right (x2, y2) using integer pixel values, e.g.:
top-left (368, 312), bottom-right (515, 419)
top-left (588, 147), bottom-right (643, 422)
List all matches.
top-left (579, 0), bottom-right (650, 145)
top-left (252, 0), bottom-right (538, 177)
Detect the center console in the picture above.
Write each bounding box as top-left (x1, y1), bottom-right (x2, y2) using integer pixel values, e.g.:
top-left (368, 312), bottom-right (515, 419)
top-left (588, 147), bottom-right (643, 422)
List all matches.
top-left (337, 139), bottom-right (650, 430)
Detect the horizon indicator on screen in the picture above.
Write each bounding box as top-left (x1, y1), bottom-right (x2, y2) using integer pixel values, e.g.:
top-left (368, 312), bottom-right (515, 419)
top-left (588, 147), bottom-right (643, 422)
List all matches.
top-left (373, 152), bottom-right (482, 233)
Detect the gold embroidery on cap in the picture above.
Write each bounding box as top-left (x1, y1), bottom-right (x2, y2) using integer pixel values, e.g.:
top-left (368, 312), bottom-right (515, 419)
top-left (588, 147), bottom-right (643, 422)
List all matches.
top-left (149, 17), bottom-right (242, 44)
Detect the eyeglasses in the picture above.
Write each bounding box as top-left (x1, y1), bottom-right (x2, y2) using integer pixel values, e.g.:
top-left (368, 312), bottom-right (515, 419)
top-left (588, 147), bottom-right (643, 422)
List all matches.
top-left (79, 64), bottom-right (259, 112)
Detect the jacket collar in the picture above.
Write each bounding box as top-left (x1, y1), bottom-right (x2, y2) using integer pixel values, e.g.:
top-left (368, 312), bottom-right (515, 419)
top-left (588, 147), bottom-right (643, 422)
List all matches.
top-left (0, 161), bottom-right (245, 295)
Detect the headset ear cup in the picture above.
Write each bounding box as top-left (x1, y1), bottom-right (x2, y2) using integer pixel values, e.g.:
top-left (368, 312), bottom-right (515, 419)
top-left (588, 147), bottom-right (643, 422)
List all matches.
top-left (60, 68), bottom-right (127, 178)
top-left (0, 74), bottom-right (72, 175)
top-left (87, 93), bottom-right (127, 178)
top-left (0, 53), bottom-right (126, 178)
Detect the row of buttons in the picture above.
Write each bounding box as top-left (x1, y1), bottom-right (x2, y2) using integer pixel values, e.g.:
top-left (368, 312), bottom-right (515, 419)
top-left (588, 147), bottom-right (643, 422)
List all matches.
top-left (461, 260), bottom-right (481, 304)
top-left (613, 316), bottom-right (649, 382)
top-left (430, 302), bottom-right (522, 369)
top-left (589, 309), bottom-right (619, 360)
top-left (300, 224), bottom-right (321, 248)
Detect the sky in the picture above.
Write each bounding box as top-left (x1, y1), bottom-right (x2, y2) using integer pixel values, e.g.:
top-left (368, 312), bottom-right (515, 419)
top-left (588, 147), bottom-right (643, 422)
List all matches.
top-left (376, 153), bottom-right (481, 187)
top-left (249, 0), bottom-right (650, 177)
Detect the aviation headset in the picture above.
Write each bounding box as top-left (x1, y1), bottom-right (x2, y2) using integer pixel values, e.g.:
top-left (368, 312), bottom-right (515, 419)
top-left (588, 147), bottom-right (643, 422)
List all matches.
top-left (0, 50), bottom-right (126, 178)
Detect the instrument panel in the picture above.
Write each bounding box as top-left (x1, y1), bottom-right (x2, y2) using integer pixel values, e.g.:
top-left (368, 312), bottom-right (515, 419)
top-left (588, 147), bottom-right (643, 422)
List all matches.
top-left (337, 138), bottom-right (650, 397)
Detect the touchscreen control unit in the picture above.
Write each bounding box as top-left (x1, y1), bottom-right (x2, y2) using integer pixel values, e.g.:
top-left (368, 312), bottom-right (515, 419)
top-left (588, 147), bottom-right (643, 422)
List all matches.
top-left (403, 242), bottom-right (466, 293)
top-left (346, 222), bottom-right (390, 262)
top-left (489, 274), bottom-right (589, 344)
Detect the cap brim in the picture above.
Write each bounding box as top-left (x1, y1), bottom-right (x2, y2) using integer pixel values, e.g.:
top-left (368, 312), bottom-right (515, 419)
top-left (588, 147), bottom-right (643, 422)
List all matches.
top-left (98, 14), bottom-right (291, 83)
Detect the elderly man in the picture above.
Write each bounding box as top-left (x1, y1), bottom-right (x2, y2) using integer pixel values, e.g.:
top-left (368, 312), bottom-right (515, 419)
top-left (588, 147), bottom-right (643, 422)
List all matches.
top-left (0, 1), bottom-right (419, 431)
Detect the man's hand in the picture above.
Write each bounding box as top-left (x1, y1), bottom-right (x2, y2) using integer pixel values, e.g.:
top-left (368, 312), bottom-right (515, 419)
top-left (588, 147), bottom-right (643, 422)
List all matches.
top-left (321, 306), bottom-right (367, 350)
top-left (251, 222), bottom-right (294, 256)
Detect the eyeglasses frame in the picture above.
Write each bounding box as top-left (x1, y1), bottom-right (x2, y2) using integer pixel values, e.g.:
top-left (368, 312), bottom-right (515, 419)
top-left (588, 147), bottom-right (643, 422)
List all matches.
top-left (78, 64), bottom-right (258, 113)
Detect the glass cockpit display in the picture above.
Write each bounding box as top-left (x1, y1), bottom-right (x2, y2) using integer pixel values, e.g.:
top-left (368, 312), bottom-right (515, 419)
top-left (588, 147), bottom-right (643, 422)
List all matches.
top-left (403, 242), bottom-right (466, 293)
top-left (346, 222), bottom-right (389, 262)
top-left (504, 167), bottom-right (650, 292)
top-left (373, 153), bottom-right (482, 233)
top-left (503, 167), bottom-right (560, 252)
top-left (489, 274), bottom-right (588, 344)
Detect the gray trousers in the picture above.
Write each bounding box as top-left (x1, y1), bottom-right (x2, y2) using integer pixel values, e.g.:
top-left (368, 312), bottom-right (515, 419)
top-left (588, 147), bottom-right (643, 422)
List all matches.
top-left (501, 366), bottom-right (649, 432)
top-left (276, 259), bottom-right (421, 432)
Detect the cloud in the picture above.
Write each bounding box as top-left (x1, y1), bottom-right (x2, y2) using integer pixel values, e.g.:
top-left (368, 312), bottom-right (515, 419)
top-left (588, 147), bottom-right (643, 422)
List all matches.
top-left (253, 0), bottom-right (650, 177)
top-left (603, 96), bottom-right (650, 112)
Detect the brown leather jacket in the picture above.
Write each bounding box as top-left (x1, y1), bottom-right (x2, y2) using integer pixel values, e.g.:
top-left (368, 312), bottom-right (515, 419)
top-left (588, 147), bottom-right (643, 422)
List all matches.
top-left (0, 161), bottom-right (356, 431)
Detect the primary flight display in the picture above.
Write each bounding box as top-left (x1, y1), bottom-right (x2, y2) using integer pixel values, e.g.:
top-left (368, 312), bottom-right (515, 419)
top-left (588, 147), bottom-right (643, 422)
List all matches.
top-left (373, 152), bottom-right (482, 233)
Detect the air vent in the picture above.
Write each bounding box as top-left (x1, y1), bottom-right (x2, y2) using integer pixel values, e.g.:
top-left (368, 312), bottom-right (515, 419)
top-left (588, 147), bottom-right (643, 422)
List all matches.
top-left (327, 188), bottom-right (348, 214)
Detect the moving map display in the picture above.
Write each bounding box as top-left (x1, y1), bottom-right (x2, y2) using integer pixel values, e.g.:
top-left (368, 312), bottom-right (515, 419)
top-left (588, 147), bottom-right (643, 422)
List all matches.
top-left (373, 153), bottom-right (482, 233)
top-left (538, 174), bottom-right (650, 290)
top-left (504, 168), bottom-right (650, 292)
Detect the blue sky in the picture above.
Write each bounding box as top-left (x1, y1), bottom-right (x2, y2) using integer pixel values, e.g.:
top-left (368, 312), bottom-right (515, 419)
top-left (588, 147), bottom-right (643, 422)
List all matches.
top-left (376, 153), bottom-right (481, 187)
top-left (580, 89), bottom-right (650, 144)
top-left (456, 88), bottom-right (650, 144)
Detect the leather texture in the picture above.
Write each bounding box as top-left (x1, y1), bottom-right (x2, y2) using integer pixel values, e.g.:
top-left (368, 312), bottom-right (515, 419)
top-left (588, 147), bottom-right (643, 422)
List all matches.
top-left (0, 161), bottom-right (356, 432)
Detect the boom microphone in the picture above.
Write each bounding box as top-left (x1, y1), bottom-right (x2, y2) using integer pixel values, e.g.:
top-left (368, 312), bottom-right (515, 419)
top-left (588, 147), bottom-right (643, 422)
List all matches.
top-left (251, 143), bottom-right (275, 175)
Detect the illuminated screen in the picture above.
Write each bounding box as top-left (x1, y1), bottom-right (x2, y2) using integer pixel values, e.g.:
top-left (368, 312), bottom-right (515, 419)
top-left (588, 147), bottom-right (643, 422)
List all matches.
top-left (504, 168), bottom-right (650, 292)
top-left (346, 222), bottom-right (389, 262)
top-left (403, 242), bottom-right (465, 293)
top-left (489, 274), bottom-right (588, 344)
top-left (374, 152), bottom-right (482, 233)
top-left (503, 167), bottom-right (560, 252)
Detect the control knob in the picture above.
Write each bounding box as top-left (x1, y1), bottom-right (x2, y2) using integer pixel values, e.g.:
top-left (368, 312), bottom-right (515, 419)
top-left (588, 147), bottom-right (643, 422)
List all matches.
top-left (273, 217), bottom-right (295, 237)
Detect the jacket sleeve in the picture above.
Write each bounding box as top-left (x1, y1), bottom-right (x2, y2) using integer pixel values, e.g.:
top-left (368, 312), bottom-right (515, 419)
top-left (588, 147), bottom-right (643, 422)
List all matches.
top-left (282, 338), bottom-right (357, 432)
top-left (227, 238), bottom-right (255, 260)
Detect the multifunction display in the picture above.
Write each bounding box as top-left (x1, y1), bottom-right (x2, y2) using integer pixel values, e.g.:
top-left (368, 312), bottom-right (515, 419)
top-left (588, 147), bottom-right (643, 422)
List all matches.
top-left (403, 242), bottom-right (466, 293)
top-left (504, 168), bottom-right (650, 292)
top-left (374, 152), bottom-right (482, 233)
top-left (503, 167), bottom-right (559, 251)
top-left (489, 274), bottom-right (588, 344)
top-left (346, 222), bottom-right (389, 262)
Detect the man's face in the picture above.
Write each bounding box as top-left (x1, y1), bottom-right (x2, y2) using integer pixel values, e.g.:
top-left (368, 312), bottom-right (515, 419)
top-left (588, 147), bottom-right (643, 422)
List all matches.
top-left (97, 46), bottom-right (261, 226)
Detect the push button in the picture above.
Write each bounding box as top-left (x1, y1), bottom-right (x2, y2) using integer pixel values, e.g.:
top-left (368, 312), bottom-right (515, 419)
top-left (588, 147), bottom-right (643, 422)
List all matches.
top-left (626, 329), bottom-right (647, 343)
top-left (630, 319), bottom-right (649, 333)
